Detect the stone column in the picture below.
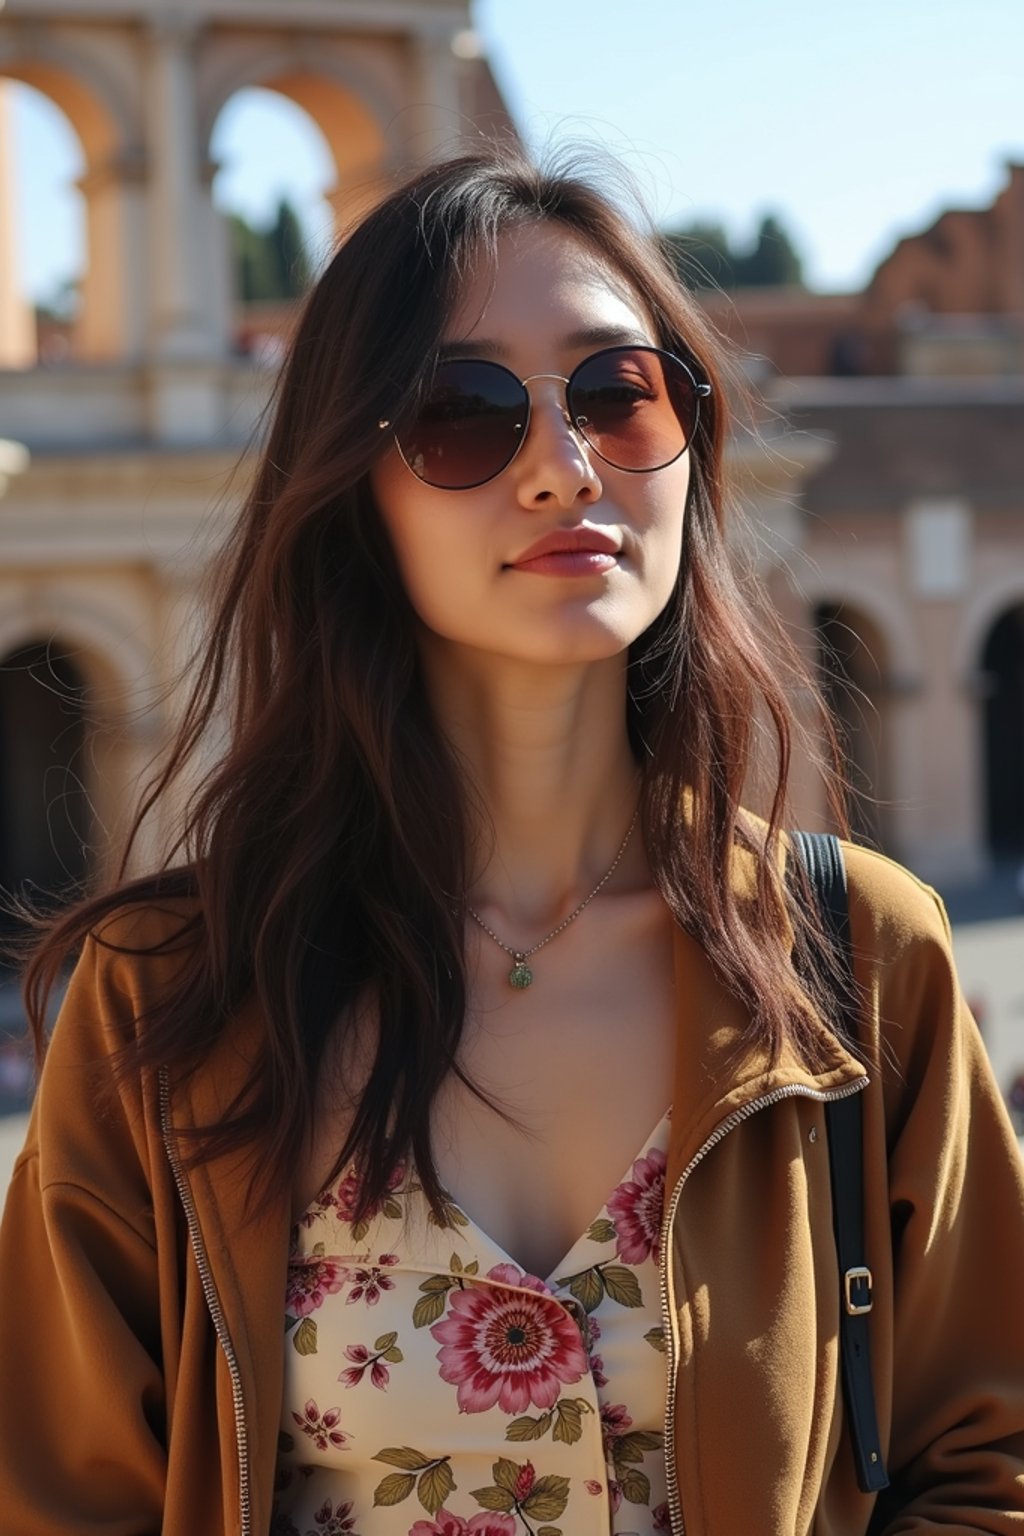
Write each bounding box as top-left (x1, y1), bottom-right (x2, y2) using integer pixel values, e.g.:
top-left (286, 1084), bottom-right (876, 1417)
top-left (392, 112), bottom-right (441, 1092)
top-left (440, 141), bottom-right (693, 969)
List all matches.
top-left (0, 84), bottom-right (36, 367)
top-left (407, 23), bottom-right (467, 162)
top-left (74, 148), bottom-right (148, 361)
top-left (143, 15), bottom-right (236, 442)
top-left (144, 14), bottom-right (213, 360)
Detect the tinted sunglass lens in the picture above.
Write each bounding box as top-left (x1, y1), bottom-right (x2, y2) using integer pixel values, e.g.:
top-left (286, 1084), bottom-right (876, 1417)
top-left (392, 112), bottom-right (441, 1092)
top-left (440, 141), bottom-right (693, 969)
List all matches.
top-left (568, 348), bottom-right (698, 472)
top-left (399, 360), bottom-right (526, 489)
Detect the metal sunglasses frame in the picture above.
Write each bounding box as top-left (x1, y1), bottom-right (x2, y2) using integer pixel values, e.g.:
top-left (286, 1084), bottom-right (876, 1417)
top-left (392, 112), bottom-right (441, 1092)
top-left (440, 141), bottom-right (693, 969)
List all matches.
top-left (377, 343), bottom-right (713, 491)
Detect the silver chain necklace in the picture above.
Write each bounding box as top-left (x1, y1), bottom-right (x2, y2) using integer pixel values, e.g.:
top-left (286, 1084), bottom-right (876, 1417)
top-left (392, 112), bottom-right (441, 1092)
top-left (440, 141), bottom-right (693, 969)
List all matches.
top-left (465, 805), bottom-right (640, 990)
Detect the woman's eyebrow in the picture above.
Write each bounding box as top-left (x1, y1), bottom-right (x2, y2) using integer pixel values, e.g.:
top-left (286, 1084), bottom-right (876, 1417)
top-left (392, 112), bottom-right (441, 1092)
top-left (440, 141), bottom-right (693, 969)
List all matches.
top-left (435, 325), bottom-right (654, 363)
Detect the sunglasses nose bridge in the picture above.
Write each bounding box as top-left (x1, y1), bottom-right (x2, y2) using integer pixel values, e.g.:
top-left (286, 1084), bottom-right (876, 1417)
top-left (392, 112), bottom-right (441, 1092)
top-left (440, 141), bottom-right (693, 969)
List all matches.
top-left (520, 371), bottom-right (575, 430)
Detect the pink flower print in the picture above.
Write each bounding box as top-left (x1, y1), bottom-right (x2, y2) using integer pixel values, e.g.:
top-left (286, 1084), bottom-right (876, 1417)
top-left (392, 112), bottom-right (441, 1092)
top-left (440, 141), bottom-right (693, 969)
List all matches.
top-left (607, 1479), bottom-right (623, 1514)
top-left (601, 1402), bottom-right (633, 1458)
top-left (653, 1501), bottom-right (671, 1532)
top-left (607, 1146), bottom-right (667, 1265)
top-left (286, 1258), bottom-right (346, 1318)
top-left (584, 1480), bottom-right (603, 1496)
top-left (311, 1498), bottom-right (359, 1535)
top-left (339, 1334), bottom-right (400, 1391)
top-left (291, 1399), bottom-right (351, 1453)
top-left (339, 1343), bottom-right (371, 1389)
top-left (513, 1462), bottom-right (535, 1502)
top-left (584, 1314), bottom-right (608, 1388)
top-left (408, 1514), bottom-right (516, 1536)
top-left (335, 1161), bottom-right (405, 1224)
top-left (298, 1187), bottom-right (338, 1229)
top-left (345, 1254), bottom-right (400, 1305)
top-left (430, 1262), bottom-right (588, 1413)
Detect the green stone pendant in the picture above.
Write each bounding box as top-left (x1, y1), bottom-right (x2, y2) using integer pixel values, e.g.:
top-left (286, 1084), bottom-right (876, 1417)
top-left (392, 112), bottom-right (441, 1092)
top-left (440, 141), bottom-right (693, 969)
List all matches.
top-left (509, 955), bottom-right (534, 989)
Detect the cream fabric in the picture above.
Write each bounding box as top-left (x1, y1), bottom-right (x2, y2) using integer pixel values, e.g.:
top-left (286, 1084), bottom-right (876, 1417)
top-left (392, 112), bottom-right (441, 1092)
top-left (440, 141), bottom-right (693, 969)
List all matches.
top-left (274, 1114), bottom-right (672, 1536)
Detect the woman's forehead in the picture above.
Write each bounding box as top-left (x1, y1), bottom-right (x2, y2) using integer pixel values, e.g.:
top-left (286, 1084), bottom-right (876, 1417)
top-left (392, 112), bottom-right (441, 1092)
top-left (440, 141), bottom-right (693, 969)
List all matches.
top-left (444, 221), bottom-right (656, 352)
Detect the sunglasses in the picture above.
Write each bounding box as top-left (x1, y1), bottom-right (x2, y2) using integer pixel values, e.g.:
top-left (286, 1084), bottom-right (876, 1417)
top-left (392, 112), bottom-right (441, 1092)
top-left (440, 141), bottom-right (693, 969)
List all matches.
top-left (378, 344), bottom-right (712, 491)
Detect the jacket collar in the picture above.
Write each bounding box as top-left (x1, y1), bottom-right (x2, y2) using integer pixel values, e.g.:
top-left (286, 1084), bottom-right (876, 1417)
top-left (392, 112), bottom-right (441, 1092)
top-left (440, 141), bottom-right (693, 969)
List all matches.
top-left (666, 921), bottom-right (867, 1190)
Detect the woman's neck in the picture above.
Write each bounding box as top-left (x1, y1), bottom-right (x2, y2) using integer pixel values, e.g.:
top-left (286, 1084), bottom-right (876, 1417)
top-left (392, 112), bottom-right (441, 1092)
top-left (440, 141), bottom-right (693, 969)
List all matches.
top-left (419, 637), bottom-right (647, 929)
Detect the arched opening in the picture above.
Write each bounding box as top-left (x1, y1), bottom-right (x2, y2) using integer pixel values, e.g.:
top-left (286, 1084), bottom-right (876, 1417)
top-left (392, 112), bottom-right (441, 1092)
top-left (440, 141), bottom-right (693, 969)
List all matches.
top-left (0, 43), bottom-right (142, 361)
top-left (814, 603), bottom-right (891, 848)
top-left (981, 603), bottom-right (1024, 858)
top-left (211, 86), bottom-right (336, 365)
top-left (0, 640), bottom-right (94, 937)
top-left (2, 79), bottom-right (85, 364)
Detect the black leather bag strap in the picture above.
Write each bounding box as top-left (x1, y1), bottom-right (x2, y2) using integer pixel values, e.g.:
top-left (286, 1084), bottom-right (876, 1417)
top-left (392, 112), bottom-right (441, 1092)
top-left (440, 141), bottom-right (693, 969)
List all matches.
top-left (790, 831), bottom-right (890, 1494)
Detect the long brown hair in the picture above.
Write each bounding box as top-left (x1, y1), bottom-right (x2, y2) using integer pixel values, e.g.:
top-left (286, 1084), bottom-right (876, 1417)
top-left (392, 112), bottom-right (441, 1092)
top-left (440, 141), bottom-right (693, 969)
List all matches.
top-left (12, 149), bottom-right (846, 1219)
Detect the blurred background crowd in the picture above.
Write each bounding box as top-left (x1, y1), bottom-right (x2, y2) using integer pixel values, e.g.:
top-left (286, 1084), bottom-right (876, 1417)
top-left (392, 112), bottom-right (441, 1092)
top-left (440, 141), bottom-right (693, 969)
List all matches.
top-left (0, 0), bottom-right (1021, 1149)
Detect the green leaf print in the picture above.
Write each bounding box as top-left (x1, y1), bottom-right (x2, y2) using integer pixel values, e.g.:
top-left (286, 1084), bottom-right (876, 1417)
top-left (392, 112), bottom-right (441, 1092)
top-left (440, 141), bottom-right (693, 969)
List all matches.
top-left (470, 1485), bottom-right (515, 1514)
top-left (505, 1412), bottom-right (552, 1442)
top-left (551, 1397), bottom-right (593, 1445)
top-left (373, 1331), bottom-right (398, 1351)
top-left (427, 1194), bottom-right (469, 1230)
top-left (373, 1472), bottom-right (416, 1506)
top-left (373, 1447), bottom-right (432, 1471)
top-left (601, 1264), bottom-right (644, 1308)
top-left (492, 1458), bottom-right (520, 1495)
top-left (418, 1460), bottom-right (456, 1514)
top-left (586, 1217), bottom-right (617, 1244)
top-left (617, 1466), bottom-right (651, 1505)
top-left (413, 1288), bottom-right (449, 1329)
top-left (382, 1346), bottom-right (404, 1363)
top-left (536, 1527), bottom-right (562, 1536)
top-left (613, 1430), bottom-right (664, 1466)
top-left (644, 1325), bottom-right (666, 1352)
top-left (521, 1475), bottom-right (570, 1522)
top-left (292, 1317), bottom-right (318, 1355)
top-left (565, 1267), bottom-right (604, 1313)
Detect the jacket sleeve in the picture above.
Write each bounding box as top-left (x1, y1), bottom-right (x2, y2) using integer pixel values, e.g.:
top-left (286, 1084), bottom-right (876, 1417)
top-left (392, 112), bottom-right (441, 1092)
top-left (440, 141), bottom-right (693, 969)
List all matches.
top-left (847, 848), bottom-right (1024, 1532)
top-left (0, 931), bottom-right (167, 1534)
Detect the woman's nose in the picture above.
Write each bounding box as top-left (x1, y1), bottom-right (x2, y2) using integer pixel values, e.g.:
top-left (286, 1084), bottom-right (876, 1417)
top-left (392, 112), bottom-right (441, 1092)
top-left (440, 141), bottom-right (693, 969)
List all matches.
top-left (514, 382), bottom-right (603, 509)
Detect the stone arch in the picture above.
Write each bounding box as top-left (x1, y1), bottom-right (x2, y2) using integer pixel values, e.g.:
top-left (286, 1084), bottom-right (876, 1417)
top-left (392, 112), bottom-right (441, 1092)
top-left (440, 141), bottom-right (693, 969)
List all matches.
top-left (978, 602), bottom-right (1024, 858)
top-left (0, 596), bottom-right (151, 715)
top-left (955, 573), bottom-right (1024, 685)
top-left (202, 49), bottom-right (397, 235)
top-left (808, 591), bottom-right (897, 849)
top-left (0, 35), bottom-right (137, 164)
top-left (0, 636), bottom-right (93, 919)
top-left (799, 574), bottom-right (920, 685)
top-left (0, 35), bottom-right (146, 358)
top-left (0, 597), bottom-right (164, 889)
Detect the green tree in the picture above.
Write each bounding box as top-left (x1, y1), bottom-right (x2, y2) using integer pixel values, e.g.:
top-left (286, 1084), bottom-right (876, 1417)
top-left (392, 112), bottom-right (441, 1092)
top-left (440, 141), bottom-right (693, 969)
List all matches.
top-left (662, 211), bottom-right (805, 292)
top-left (733, 214), bottom-right (804, 287)
top-left (661, 221), bottom-right (733, 292)
top-left (229, 198), bottom-right (312, 302)
top-left (267, 199), bottom-right (312, 299)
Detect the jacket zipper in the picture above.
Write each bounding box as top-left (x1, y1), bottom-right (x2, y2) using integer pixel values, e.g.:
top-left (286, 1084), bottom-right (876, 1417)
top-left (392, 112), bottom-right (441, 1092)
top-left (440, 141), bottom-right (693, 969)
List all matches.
top-left (159, 1068), bottom-right (252, 1536)
top-left (657, 1075), bottom-right (869, 1536)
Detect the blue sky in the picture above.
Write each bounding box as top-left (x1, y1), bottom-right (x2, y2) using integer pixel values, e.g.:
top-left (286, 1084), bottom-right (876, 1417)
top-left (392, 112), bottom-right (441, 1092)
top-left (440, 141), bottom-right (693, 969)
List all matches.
top-left (5, 0), bottom-right (1023, 305)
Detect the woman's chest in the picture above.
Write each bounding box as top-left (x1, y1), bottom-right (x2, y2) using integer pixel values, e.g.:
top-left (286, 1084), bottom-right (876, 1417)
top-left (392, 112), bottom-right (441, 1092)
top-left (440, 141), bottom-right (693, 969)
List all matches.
top-left (296, 896), bottom-right (677, 1280)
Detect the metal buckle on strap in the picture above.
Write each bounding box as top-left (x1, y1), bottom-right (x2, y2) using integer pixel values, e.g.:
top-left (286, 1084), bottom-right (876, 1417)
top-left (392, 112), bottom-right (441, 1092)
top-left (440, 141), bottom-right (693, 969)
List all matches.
top-left (844, 1265), bottom-right (873, 1315)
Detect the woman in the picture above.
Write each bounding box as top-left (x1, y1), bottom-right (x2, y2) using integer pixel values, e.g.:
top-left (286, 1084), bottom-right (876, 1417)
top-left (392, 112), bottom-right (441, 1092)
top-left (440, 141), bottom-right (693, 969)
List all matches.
top-left (1, 151), bottom-right (1022, 1536)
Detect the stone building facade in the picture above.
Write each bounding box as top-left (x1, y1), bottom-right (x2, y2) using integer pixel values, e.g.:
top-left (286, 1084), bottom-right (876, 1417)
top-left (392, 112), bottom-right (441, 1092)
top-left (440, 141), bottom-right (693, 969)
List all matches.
top-left (707, 163), bottom-right (1024, 883)
top-left (0, 0), bottom-right (513, 912)
top-left (0, 0), bottom-right (1020, 905)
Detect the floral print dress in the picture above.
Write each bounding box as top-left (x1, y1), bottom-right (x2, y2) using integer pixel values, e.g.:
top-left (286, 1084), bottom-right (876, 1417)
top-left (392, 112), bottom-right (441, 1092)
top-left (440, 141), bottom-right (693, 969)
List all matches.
top-left (274, 1112), bottom-right (672, 1536)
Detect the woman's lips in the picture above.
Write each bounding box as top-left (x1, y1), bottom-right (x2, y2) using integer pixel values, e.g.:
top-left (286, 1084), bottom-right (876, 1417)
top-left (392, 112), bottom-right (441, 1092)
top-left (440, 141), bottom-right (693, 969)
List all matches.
top-left (510, 550), bottom-right (619, 576)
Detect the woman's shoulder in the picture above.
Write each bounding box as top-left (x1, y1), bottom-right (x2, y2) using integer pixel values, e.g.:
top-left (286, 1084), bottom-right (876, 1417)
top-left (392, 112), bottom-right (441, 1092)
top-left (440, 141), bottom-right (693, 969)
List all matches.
top-left (43, 882), bottom-right (206, 1061)
top-left (840, 839), bottom-right (952, 957)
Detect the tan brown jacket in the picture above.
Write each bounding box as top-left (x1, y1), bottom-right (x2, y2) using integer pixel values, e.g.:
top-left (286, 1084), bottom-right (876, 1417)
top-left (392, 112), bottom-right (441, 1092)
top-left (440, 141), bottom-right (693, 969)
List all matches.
top-left (2, 842), bottom-right (1024, 1534)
